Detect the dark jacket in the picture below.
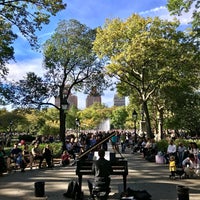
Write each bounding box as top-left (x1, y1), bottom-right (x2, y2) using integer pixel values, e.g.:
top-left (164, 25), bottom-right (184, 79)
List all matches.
top-left (92, 157), bottom-right (112, 178)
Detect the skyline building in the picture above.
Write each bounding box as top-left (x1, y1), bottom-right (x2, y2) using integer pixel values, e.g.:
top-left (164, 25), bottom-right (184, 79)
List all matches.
top-left (86, 95), bottom-right (101, 107)
top-left (113, 94), bottom-right (126, 106)
top-left (54, 93), bottom-right (78, 108)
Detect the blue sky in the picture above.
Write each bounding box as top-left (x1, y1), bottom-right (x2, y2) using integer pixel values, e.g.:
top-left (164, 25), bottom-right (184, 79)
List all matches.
top-left (6, 0), bottom-right (193, 109)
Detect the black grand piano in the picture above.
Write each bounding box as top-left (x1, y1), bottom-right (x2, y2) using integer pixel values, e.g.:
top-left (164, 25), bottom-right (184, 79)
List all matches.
top-left (76, 131), bottom-right (128, 192)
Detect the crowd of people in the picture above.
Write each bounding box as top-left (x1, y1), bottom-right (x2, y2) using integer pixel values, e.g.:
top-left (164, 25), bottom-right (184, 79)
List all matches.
top-left (1, 130), bottom-right (200, 181)
top-left (166, 140), bottom-right (200, 179)
top-left (0, 139), bottom-right (54, 175)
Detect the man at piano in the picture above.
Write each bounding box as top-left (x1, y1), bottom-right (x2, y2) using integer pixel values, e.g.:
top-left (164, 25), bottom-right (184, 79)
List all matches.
top-left (90, 149), bottom-right (113, 198)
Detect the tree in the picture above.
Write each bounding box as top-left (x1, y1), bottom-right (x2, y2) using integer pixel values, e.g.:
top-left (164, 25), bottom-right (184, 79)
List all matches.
top-left (0, 18), bottom-right (17, 77)
top-left (167, 0), bottom-right (199, 34)
top-left (0, 0), bottom-right (66, 105)
top-left (164, 88), bottom-right (200, 135)
top-left (93, 14), bottom-right (200, 138)
top-left (10, 19), bottom-right (110, 150)
top-left (110, 106), bottom-right (128, 129)
top-left (0, 109), bottom-right (28, 133)
top-left (0, 0), bottom-right (66, 47)
top-left (79, 103), bottom-right (111, 130)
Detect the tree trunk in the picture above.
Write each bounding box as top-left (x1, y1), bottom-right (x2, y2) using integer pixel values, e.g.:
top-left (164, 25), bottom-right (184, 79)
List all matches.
top-left (60, 109), bottom-right (66, 151)
top-left (143, 101), bottom-right (154, 139)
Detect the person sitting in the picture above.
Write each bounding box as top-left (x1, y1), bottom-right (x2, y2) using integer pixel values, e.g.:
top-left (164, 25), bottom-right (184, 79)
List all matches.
top-left (61, 150), bottom-right (70, 166)
top-left (22, 144), bottom-right (33, 170)
top-left (164, 140), bottom-right (177, 164)
top-left (88, 149), bottom-right (113, 199)
top-left (177, 142), bottom-right (187, 167)
top-left (7, 143), bottom-right (26, 172)
top-left (65, 139), bottom-right (76, 160)
top-left (42, 144), bottom-right (53, 168)
top-left (31, 143), bottom-right (44, 169)
top-left (182, 153), bottom-right (197, 178)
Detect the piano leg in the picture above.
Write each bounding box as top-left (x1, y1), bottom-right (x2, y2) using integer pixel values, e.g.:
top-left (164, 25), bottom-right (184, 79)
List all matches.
top-left (123, 175), bottom-right (127, 192)
top-left (78, 175), bottom-right (82, 190)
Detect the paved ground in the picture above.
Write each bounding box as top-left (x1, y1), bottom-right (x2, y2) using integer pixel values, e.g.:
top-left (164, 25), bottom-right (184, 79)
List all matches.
top-left (0, 147), bottom-right (200, 200)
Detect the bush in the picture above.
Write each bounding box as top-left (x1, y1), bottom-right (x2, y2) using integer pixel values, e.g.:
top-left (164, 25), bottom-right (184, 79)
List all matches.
top-left (156, 139), bottom-right (168, 153)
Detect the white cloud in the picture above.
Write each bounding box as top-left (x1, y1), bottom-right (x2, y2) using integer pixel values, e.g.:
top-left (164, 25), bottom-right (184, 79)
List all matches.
top-left (139, 6), bottom-right (167, 16)
top-left (139, 5), bottom-right (193, 26)
top-left (7, 58), bottom-right (43, 81)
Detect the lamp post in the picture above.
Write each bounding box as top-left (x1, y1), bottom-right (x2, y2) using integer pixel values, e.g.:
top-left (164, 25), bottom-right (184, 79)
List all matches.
top-left (75, 118), bottom-right (80, 138)
top-left (132, 110), bottom-right (138, 134)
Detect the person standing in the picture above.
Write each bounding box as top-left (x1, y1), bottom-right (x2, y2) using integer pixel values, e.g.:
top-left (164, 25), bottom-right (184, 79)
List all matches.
top-left (169, 155), bottom-right (176, 179)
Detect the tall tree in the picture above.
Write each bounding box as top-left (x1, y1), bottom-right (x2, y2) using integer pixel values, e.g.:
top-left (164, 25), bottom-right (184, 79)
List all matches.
top-left (110, 106), bottom-right (128, 129)
top-left (167, 0), bottom-right (199, 30)
top-left (79, 103), bottom-right (111, 130)
top-left (0, 0), bottom-right (66, 105)
top-left (0, 0), bottom-right (66, 47)
top-left (10, 19), bottom-right (110, 150)
top-left (0, 18), bottom-right (17, 75)
top-left (93, 14), bottom-right (200, 138)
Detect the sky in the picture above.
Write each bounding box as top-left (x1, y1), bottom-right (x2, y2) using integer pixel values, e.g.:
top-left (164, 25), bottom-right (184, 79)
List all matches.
top-left (6, 0), bottom-right (193, 109)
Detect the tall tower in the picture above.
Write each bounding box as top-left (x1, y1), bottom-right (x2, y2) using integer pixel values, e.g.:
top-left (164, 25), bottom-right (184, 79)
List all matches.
top-left (55, 85), bottom-right (78, 108)
top-left (86, 86), bottom-right (101, 107)
top-left (113, 94), bottom-right (125, 106)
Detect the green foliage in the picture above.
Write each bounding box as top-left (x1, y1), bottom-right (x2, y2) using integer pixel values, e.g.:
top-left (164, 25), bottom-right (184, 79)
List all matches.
top-left (38, 125), bottom-right (59, 136)
top-left (49, 142), bottom-right (63, 157)
top-left (33, 142), bottom-right (62, 158)
top-left (0, 109), bottom-right (29, 132)
top-left (156, 138), bottom-right (200, 153)
top-left (156, 139), bottom-right (169, 153)
top-left (9, 72), bottom-right (50, 108)
top-left (93, 13), bottom-right (200, 136)
top-left (43, 19), bottom-right (109, 98)
top-left (0, 0), bottom-right (66, 47)
top-left (110, 106), bottom-right (128, 129)
top-left (167, 0), bottom-right (199, 35)
top-left (0, 18), bottom-right (16, 74)
top-left (173, 138), bottom-right (190, 148)
top-left (4, 142), bottom-right (62, 158)
top-left (80, 103), bottom-right (111, 129)
top-left (165, 92), bottom-right (200, 135)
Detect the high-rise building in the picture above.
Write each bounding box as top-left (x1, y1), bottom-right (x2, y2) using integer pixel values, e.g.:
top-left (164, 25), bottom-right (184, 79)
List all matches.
top-left (68, 94), bottom-right (78, 108)
top-left (55, 93), bottom-right (78, 108)
top-left (113, 94), bottom-right (125, 106)
top-left (86, 95), bottom-right (101, 107)
top-left (86, 86), bottom-right (101, 107)
top-left (55, 85), bottom-right (78, 108)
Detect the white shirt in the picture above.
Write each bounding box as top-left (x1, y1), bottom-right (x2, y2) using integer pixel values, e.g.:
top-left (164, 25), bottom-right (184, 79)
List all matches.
top-left (167, 144), bottom-right (176, 153)
top-left (182, 157), bottom-right (195, 168)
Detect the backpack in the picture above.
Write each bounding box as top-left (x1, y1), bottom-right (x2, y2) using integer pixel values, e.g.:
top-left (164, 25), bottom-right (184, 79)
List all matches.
top-left (63, 180), bottom-right (83, 200)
